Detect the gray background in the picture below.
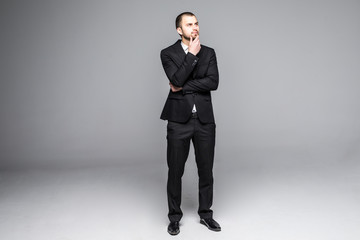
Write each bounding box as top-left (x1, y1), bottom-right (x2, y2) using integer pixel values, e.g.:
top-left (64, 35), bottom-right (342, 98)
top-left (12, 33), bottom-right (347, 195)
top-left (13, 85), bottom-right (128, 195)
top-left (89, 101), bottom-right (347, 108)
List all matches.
top-left (1, 0), bottom-right (360, 239)
top-left (1, 0), bottom-right (360, 168)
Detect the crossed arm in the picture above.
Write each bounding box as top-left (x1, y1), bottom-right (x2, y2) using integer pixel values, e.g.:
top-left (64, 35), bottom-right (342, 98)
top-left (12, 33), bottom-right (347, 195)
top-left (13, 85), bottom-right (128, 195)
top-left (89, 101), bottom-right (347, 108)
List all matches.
top-left (161, 49), bottom-right (219, 93)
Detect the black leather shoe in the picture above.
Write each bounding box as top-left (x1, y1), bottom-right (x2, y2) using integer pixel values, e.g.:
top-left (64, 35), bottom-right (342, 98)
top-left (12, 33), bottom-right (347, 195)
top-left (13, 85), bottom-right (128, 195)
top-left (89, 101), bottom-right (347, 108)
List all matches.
top-left (200, 218), bottom-right (221, 231)
top-left (167, 221), bottom-right (180, 235)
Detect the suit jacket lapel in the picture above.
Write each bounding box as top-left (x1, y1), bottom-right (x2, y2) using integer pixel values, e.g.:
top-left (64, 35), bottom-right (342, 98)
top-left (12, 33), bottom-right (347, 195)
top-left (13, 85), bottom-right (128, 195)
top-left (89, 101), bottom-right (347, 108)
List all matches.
top-left (172, 40), bottom-right (186, 67)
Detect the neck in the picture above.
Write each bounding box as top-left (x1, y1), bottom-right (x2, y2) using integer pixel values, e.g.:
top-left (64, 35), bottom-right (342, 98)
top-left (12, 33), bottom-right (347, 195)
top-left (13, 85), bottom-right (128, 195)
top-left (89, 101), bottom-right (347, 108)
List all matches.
top-left (181, 37), bottom-right (190, 46)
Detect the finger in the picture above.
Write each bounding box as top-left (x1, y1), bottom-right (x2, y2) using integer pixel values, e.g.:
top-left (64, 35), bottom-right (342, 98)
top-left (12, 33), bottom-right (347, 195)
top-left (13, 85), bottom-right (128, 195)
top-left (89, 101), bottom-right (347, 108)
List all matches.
top-left (194, 36), bottom-right (199, 45)
top-left (190, 36), bottom-right (193, 44)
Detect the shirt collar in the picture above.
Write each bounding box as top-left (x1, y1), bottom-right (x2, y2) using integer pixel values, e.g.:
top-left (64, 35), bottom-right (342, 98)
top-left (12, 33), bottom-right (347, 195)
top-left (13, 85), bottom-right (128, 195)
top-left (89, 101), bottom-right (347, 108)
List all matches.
top-left (180, 41), bottom-right (188, 53)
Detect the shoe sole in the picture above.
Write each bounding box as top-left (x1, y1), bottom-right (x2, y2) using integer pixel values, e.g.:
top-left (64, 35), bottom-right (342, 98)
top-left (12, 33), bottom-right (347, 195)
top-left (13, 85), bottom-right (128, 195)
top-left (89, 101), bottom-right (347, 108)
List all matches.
top-left (167, 229), bottom-right (180, 235)
top-left (200, 219), bottom-right (221, 232)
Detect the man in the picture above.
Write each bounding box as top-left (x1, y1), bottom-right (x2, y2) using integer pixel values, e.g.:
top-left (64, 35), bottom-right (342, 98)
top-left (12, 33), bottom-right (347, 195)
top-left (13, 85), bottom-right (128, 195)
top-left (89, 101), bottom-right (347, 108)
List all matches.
top-left (160, 12), bottom-right (221, 235)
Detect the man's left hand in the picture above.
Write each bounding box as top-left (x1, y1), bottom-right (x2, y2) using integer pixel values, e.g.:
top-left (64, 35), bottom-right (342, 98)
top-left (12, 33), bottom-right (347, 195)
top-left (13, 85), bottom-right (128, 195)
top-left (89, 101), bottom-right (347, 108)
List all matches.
top-left (169, 82), bottom-right (182, 92)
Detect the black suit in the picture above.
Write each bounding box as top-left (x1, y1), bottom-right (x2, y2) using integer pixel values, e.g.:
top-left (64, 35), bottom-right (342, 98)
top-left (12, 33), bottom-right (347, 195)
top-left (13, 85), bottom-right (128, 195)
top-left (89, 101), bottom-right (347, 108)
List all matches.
top-left (160, 40), bottom-right (219, 222)
top-left (160, 40), bottom-right (219, 123)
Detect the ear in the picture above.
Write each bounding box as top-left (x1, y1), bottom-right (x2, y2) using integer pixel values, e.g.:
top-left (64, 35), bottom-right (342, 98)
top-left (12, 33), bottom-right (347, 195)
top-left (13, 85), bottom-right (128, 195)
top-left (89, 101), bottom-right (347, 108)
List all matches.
top-left (176, 27), bottom-right (182, 36)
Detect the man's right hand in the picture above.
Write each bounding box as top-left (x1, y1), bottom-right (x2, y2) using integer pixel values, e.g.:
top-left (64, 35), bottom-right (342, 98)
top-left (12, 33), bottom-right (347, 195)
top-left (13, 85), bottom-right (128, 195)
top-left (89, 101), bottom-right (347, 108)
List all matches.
top-left (188, 35), bottom-right (201, 56)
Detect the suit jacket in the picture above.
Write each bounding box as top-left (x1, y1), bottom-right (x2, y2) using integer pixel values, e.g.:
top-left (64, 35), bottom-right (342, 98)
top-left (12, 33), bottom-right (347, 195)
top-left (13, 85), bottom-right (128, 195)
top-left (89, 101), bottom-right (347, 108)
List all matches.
top-left (160, 40), bottom-right (219, 123)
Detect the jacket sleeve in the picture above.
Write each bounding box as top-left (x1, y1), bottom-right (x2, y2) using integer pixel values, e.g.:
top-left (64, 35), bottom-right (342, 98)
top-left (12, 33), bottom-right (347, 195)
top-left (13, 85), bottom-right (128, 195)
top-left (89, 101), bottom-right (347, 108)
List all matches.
top-left (181, 49), bottom-right (219, 93)
top-left (160, 49), bottom-right (199, 87)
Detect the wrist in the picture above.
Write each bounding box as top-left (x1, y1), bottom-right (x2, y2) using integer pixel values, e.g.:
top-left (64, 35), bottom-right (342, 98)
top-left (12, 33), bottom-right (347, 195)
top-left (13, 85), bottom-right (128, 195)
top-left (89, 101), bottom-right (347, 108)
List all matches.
top-left (188, 50), bottom-right (196, 55)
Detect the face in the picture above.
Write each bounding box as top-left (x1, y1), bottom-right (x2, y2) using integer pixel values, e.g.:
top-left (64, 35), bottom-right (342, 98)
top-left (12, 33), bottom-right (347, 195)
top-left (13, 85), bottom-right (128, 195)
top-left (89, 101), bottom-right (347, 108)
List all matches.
top-left (177, 15), bottom-right (199, 41)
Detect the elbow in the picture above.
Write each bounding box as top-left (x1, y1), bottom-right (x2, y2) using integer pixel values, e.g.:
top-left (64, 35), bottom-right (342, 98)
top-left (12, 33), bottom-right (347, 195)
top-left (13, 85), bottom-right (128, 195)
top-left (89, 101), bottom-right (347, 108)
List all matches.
top-left (210, 76), bottom-right (219, 91)
top-left (213, 83), bottom-right (218, 91)
top-left (211, 83), bottom-right (218, 91)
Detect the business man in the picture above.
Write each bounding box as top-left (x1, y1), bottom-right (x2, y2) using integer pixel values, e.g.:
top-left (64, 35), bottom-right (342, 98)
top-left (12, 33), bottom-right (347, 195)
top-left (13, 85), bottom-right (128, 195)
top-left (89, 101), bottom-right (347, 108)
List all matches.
top-left (160, 12), bottom-right (221, 235)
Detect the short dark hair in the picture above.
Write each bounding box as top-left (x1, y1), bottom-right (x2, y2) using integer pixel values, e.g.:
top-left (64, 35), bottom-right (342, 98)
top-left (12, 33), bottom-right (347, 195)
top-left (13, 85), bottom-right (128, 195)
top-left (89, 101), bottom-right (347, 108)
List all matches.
top-left (175, 12), bottom-right (196, 29)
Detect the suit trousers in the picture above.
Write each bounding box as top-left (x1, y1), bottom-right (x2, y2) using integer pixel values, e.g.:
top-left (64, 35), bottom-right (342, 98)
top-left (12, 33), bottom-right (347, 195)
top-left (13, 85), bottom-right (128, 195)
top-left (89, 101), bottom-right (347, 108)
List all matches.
top-left (166, 116), bottom-right (215, 222)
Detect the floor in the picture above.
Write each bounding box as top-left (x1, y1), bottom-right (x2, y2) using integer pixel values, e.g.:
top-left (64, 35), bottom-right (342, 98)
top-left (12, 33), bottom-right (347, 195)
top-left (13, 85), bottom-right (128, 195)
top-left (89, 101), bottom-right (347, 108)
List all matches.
top-left (0, 158), bottom-right (359, 240)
